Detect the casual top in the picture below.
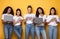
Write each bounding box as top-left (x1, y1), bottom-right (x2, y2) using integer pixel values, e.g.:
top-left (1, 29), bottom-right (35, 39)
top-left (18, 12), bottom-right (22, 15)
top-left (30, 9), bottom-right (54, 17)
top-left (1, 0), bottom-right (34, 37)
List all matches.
top-left (59, 18), bottom-right (60, 22)
top-left (2, 13), bottom-right (13, 20)
top-left (46, 15), bottom-right (59, 26)
top-left (36, 15), bottom-right (46, 26)
top-left (13, 16), bottom-right (23, 26)
top-left (24, 13), bottom-right (35, 24)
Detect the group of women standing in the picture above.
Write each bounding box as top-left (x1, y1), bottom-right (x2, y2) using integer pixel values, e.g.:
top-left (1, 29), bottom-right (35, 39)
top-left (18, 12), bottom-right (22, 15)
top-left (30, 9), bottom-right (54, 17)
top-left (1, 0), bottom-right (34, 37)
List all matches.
top-left (2, 5), bottom-right (60, 39)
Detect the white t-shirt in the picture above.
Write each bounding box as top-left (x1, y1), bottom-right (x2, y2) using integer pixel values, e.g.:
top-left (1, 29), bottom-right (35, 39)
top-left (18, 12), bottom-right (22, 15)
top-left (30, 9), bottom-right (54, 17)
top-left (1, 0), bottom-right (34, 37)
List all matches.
top-left (38, 15), bottom-right (46, 26)
top-left (2, 14), bottom-right (13, 20)
top-left (24, 13), bottom-right (35, 24)
top-left (13, 16), bottom-right (23, 26)
top-left (59, 18), bottom-right (60, 22)
top-left (46, 15), bottom-right (59, 26)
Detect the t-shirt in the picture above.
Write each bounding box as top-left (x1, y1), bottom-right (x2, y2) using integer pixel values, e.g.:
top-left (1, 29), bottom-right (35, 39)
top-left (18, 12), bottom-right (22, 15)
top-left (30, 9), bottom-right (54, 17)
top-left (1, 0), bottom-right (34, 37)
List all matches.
top-left (59, 18), bottom-right (60, 22)
top-left (37, 15), bottom-right (46, 26)
top-left (46, 15), bottom-right (59, 26)
top-left (2, 13), bottom-right (13, 20)
top-left (24, 13), bottom-right (35, 24)
top-left (13, 16), bottom-right (23, 26)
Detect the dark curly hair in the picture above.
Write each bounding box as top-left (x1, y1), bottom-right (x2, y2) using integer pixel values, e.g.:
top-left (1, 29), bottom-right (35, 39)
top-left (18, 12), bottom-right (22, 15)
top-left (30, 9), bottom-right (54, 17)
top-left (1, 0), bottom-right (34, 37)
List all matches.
top-left (36, 7), bottom-right (45, 17)
top-left (2, 6), bottom-right (14, 15)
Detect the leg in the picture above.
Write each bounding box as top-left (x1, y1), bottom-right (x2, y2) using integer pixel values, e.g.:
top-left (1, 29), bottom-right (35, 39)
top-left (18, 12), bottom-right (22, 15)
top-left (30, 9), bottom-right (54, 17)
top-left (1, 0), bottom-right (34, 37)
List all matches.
top-left (53, 26), bottom-right (57, 39)
top-left (35, 26), bottom-right (40, 39)
top-left (4, 25), bottom-right (8, 39)
top-left (19, 26), bottom-right (22, 35)
top-left (30, 24), bottom-right (34, 39)
top-left (41, 27), bottom-right (46, 39)
top-left (8, 25), bottom-right (12, 39)
top-left (48, 26), bottom-right (53, 39)
top-left (26, 24), bottom-right (29, 39)
top-left (14, 26), bottom-right (21, 39)
top-left (18, 26), bottom-right (22, 39)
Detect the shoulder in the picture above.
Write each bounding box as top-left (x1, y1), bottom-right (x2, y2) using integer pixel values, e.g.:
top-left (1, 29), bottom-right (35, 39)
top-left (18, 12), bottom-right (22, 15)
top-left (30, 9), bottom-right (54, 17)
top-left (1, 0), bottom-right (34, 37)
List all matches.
top-left (44, 15), bottom-right (46, 17)
top-left (20, 16), bottom-right (23, 18)
top-left (46, 15), bottom-right (51, 19)
top-left (54, 15), bottom-right (59, 18)
top-left (24, 14), bottom-right (28, 16)
top-left (32, 13), bottom-right (35, 15)
top-left (47, 15), bottom-right (51, 17)
top-left (13, 16), bottom-right (17, 19)
top-left (19, 16), bottom-right (23, 20)
top-left (31, 13), bottom-right (35, 17)
top-left (13, 16), bottom-right (16, 17)
top-left (2, 14), bottom-right (7, 16)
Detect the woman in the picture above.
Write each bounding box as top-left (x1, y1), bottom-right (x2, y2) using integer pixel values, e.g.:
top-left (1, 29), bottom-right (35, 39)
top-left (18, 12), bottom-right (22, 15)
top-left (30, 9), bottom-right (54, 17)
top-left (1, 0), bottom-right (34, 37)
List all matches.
top-left (13, 9), bottom-right (23, 39)
top-left (46, 7), bottom-right (60, 39)
top-left (24, 5), bottom-right (35, 39)
top-left (2, 6), bottom-right (14, 39)
top-left (35, 7), bottom-right (46, 39)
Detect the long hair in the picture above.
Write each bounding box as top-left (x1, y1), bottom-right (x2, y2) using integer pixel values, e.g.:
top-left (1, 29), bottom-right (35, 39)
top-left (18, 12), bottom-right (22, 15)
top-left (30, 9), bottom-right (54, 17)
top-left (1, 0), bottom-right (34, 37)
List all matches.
top-left (16, 8), bottom-right (22, 26)
top-left (2, 6), bottom-right (14, 15)
top-left (16, 8), bottom-right (22, 16)
top-left (49, 7), bottom-right (56, 15)
top-left (36, 7), bottom-right (45, 17)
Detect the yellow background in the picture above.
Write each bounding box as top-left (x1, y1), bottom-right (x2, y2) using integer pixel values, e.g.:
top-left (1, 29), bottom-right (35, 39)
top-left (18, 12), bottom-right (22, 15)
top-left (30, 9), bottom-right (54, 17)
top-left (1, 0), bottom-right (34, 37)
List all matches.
top-left (0, 0), bottom-right (60, 39)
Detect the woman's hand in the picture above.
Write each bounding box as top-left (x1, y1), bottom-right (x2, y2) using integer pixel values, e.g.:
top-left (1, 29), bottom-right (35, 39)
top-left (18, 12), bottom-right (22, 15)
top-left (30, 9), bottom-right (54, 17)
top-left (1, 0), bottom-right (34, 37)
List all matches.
top-left (47, 18), bottom-right (56, 24)
top-left (50, 18), bottom-right (55, 22)
top-left (16, 18), bottom-right (22, 23)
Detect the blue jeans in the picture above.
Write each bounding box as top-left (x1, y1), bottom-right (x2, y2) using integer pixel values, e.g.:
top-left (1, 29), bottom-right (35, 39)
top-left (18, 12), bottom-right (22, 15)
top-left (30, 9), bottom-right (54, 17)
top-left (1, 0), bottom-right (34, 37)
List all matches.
top-left (14, 25), bottom-right (22, 39)
top-left (26, 24), bottom-right (34, 39)
top-left (4, 23), bottom-right (13, 39)
top-left (48, 26), bottom-right (57, 39)
top-left (35, 26), bottom-right (46, 39)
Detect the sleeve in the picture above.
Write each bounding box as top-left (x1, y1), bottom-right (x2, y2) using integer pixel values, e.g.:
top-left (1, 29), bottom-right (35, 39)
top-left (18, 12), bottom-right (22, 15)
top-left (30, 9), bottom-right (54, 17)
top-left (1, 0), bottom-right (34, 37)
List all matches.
top-left (46, 16), bottom-right (50, 22)
top-left (43, 15), bottom-right (46, 22)
top-left (56, 16), bottom-right (60, 22)
top-left (2, 14), bottom-right (4, 20)
top-left (21, 17), bottom-right (23, 20)
top-left (33, 14), bottom-right (35, 18)
top-left (24, 15), bottom-right (27, 20)
top-left (59, 18), bottom-right (60, 22)
top-left (13, 16), bottom-right (15, 20)
top-left (44, 15), bottom-right (46, 20)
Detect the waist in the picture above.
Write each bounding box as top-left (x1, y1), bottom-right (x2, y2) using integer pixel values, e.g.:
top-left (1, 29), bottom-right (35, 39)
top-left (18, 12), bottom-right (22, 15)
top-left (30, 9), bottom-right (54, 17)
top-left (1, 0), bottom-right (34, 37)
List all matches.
top-left (48, 23), bottom-right (58, 26)
top-left (14, 23), bottom-right (21, 26)
top-left (14, 25), bottom-right (21, 27)
top-left (36, 23), bottom-right (44, 26)
top-left (26, 21), bottom-right (33, 24)
top-left (4, 22), bottom-right (12, 25)
top-left (48, 25), bottom-right (57, 27)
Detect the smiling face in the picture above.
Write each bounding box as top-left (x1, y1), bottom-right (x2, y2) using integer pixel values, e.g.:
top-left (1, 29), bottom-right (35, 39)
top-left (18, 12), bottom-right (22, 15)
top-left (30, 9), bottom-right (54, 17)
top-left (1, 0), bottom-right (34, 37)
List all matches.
top-left (7, 8), bottom-right (11, 14)
top-left (51, 9), bottom-right (55, 15)
top-left (16, 10), bottom-right (20, 16)
top-left (27, 8), bottom-right (32, 13)
top-left (38, 9), bottom-right (42, 14)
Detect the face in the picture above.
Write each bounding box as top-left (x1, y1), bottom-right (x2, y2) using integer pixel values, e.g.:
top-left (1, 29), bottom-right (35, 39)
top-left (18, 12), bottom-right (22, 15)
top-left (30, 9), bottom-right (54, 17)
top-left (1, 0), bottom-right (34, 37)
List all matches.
top-left (7, 8), bottom-right (11, 14)
top-left (51, 9), bottom-right (55, 15)
top-left (16, 10), bottom-right (20, 16)
top-left (38, 9), bottom-right (42, 14)
top-left (28, 8), bottom-right (32, 13)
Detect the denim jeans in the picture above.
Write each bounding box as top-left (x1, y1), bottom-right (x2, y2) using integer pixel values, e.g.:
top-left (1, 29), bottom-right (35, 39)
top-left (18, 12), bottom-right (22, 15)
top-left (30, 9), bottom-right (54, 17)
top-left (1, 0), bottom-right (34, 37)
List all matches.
top-left (48, 26), bottom-right (57, 39)
top-left (35, 26), bottom-right (46, 39)
top-left (14, 25), bottom-right (22, 39)
top-left (26, 24), bottom-right (34, 39)
top-left (4, 23), bottom-right (13, 39)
